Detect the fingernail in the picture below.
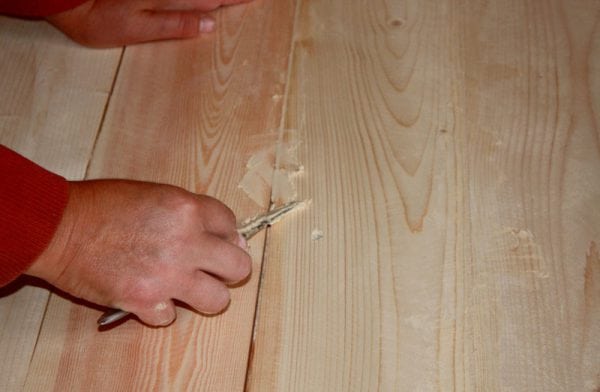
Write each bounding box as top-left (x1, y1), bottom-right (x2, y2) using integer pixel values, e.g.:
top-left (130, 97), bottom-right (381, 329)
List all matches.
top-left (238, 233), bottom-right (248, 250)
top-left (199, 17), bottom-right (215, 33)
top-left (154, 302), bottom-right (176, 326)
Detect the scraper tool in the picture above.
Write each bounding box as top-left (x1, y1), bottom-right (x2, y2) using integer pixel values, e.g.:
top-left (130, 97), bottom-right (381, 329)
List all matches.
top-left (97, 201), bottom-right (302, 327)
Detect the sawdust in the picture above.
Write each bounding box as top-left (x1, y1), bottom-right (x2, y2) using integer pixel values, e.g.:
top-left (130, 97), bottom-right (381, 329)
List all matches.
top-left (271, 169), bottom-right (297, 205)
top-left (504, 227), bottom-right (536, 251)
top-left (311, 229), bottom-right (324, 241)
top-left (238, 131), bottom-right (303, 207)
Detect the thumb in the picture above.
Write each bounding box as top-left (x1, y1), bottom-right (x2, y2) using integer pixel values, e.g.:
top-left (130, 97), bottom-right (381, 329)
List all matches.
top-left (133, 300), bottom-right (177, 327)
top-left (130, 12), bottom-right (215, 43)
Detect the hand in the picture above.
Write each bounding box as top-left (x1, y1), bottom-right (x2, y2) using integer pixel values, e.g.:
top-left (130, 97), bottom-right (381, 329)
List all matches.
top-left (46, 0), bottom-right (252, 48)
top-left (27, 180), bottom-right (251, 327)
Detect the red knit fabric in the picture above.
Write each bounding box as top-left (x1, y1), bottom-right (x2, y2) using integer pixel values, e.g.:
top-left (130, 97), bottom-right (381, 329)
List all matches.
top-left (0, 0), bottom-right (88, 18)
top-left (0, 145), bottom-right (69, 286)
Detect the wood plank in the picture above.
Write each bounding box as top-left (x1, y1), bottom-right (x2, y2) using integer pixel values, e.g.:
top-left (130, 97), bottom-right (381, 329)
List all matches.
top-left (247, 0), bottom-right (600, 390)
top-left (0, 17), bottom-right (121, 392)
top-left (23, 1), bottom-right (296, 390)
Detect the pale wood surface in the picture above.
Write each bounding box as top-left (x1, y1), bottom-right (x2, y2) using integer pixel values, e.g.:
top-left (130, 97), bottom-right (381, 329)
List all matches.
top-left (1, 1), bottom-right (599, 391)
top-left (0, 17), bottom-right (121, 392)
top-left (21, 1), bottom-right (296, 391)
top-left (247, 0), bottom-right (600, 391)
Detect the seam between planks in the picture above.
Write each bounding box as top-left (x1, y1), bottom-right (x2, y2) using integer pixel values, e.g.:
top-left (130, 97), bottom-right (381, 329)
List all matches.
top-left (23, 46), bottom-right (125, 391)
top-left (83, 47), bottom-right (126, 180)
top-left (243, 0), bottom-right (303, 390)
top-left (21, 288), bottom-right (52, 391)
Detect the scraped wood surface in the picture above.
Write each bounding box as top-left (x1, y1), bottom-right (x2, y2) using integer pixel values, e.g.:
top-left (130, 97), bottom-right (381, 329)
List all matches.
top-left (247, 1), bottom-right (600, 391)
top-left (21, 1), bottom-right (297, 391)
top-left (2, 1), bottom-right (599, 391)
top-left (0, 17), bottom-right (121, 392)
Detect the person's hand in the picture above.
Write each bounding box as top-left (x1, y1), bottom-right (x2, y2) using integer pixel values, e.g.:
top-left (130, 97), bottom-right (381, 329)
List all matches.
top-left (26, 180), bottom-right (251, 327)
top-left (46, 0), bottom-right (252, 48)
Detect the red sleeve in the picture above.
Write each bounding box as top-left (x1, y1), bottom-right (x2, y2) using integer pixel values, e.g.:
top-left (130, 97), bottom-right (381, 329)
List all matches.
top-left (0, 145), bottom-right (69, 286)
top-left (0, 0), bottom-right (88, 18)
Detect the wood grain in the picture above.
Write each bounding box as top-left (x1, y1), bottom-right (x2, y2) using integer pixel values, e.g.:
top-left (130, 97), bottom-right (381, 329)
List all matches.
top-left (247, 0), bottom-right (600, 391)
top-left (2, 1), bottom-right (599, 391)
top-left (22, 1), bottom-right (297, 391)
top-left (0, 17), bottom-right (121, 392)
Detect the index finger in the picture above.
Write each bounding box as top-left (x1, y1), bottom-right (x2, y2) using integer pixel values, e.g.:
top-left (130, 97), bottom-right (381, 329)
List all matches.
top-left (194, 195), bottom-right (240, 242)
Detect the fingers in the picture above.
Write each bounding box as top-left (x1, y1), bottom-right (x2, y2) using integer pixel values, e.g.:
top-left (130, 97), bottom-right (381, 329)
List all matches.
top-left (122, 212), bottom-right (249, 326)
top-left (129, 12), bottom-right (215, 43)
top-left (128, 268), bottom-right (234, 326)
top-left (194, 234), bottom-right (252, 283)
top-left (47, 0), bottom-right (254, 48)
top-left (194, 195), bottom-right (239, 242)
top-left (176, 270), bottom-right (231, 314)
top-left (133, 271), bottom-right (231, 325)
top-left (51, 10), bottom-right (216, 48)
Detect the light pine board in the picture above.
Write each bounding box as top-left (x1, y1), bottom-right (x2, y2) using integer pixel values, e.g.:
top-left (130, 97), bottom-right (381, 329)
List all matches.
top-left (247, 0), bottom-right (600, 391)
top-left (0, 17), bottom-right (121, 392)
top-left (22, 1), bottom-right (297, 391)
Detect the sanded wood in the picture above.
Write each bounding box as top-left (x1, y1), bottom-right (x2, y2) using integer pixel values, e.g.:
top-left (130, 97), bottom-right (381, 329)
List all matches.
top-left (247, 1), bottom-right (600, 390)
top-left (22, 1), bottom-right (296, 391)
top-left (0, 17), bottom-right (121, 392)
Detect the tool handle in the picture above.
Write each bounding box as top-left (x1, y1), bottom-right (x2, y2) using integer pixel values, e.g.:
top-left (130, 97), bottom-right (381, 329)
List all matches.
top-left (98, 309), bottom-right (130, 326)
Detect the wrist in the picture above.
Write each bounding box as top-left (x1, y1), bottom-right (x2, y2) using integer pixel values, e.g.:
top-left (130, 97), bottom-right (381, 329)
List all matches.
top-left (26, 182), bottom-right (81, 284)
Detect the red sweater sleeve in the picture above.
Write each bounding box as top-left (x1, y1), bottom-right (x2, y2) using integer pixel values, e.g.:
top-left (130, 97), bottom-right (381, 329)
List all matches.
top-left (0, 0), bottom-right (87, 18)
top-left (0, 145), bottom-right (69, 286)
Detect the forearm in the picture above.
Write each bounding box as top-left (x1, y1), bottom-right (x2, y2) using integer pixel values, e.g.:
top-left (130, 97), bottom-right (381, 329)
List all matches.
top-left (0, 0), bottom-right (87, 18)
top-left (0, 145), bottom-right (69, 286)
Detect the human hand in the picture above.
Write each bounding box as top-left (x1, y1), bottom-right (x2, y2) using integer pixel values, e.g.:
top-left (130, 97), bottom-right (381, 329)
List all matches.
top-left (27, 180), bottom-right (251, 327)
top-left (46, 0), bottom-right (252, 48)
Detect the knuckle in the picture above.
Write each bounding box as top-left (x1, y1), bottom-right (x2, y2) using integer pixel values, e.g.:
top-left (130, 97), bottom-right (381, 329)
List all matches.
top-left (197, 195), bottom-right (230, 213)
top-left (122, 279), bottom-right (155, 303)
top-left (120, 276), bottom-right (167, 310)
top-left (196, 279), bottom-right (230, 314)
top-left (166, 189), bottom-right (202, 219)
top-left (222, 208), bottom-right (237, 228)
top-left (207, 287), bottom-right (230, 313)
top-left (231, 252), bottom-right (252, 282)
top-left (196, 196), bottom-right (237, 231)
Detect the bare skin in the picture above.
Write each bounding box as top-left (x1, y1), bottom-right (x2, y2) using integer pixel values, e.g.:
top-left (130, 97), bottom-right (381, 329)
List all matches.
top-left (27, 180), bottom-right (251, 327)
top-left (46, 0), bottom-right (252, 48)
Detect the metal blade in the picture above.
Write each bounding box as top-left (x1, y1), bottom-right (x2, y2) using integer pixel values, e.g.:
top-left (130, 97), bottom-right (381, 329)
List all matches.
top-left (237, 201), bottom-right (302, 240)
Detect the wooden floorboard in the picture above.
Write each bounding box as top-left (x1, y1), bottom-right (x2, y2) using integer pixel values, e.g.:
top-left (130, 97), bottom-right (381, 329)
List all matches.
top-left (0, 17), bottom-right (121, 392)
top-left (21, 1), bottom-right (297, 391)
top-left (1, 1), bottom-right (599, 391)
top-left (246, 0), bottom-right (600, 390)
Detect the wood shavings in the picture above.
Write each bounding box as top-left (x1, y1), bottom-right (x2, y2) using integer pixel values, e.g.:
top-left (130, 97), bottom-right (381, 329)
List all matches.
top-left (238, 131), bottom-right (304, 207)
top-left (311, 229), bottom-right (324, 241)
top-left (271, 169), bottom-right (297, 205)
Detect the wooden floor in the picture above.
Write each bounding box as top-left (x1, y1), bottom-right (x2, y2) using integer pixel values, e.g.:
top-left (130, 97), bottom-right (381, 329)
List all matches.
top-left (1, 1), bottom-right (599, 390)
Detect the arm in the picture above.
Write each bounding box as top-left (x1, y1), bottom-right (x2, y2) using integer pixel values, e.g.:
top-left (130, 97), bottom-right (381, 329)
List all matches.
top-left (0, 145), bottom-right (69, 286)
top-left (1, 146), bottom-right (251, 326)
top-left (0, 0), bottom-right (87, 18)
